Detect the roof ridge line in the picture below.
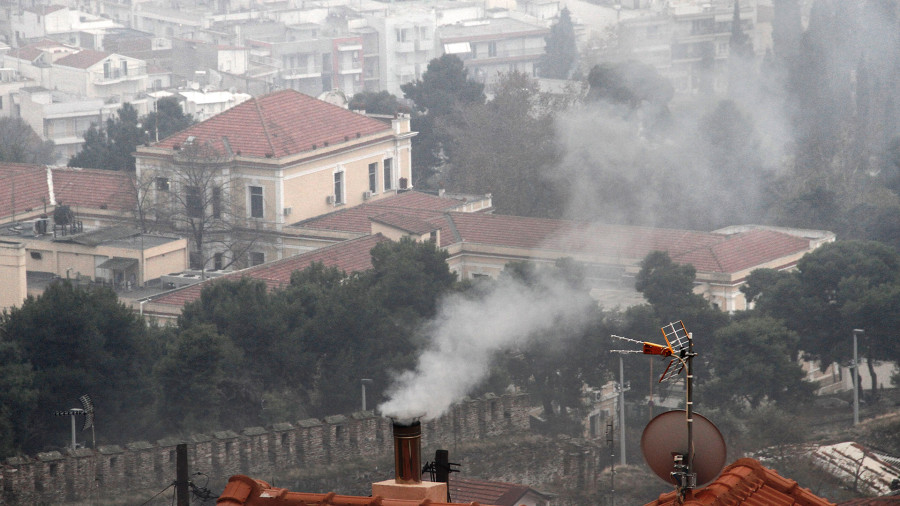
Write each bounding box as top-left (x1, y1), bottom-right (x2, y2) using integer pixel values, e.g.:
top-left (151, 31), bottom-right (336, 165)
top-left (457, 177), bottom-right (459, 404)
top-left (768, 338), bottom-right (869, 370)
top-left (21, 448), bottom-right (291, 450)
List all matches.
top-left (253, 96), bottom-right (277, 156)
top-left (444, 212), bottom-right (462, 243)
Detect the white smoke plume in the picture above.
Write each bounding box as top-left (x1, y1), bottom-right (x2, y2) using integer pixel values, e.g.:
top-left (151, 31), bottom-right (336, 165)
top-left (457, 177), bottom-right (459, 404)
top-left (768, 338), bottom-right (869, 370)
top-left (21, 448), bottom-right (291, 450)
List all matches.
top-left (378, 273), bottom-right (596, 421)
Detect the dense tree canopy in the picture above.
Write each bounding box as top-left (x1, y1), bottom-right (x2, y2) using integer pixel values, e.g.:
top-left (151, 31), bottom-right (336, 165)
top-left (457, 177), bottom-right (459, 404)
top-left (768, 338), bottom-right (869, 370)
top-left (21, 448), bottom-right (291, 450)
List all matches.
top-left (443, 71), bottom-right (564, 217)
top-left (0, 281), bottom-right (155, 454)
top-left (401, 55), bottom-right (485, 185)
top-left (749, 240), bottom-right (900, 391)
top-left (539, 7), bottom-right (578, 79)
top-left (0, 117), bottom-right (55, 165)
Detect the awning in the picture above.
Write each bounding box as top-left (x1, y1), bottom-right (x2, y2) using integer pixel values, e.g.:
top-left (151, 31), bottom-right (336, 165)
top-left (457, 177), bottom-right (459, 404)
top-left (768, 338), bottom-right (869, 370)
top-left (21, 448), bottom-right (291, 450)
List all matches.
top-left (96, 257), bottom-right (138, 271)
top-left (443, 42), bottom-right (471, 55)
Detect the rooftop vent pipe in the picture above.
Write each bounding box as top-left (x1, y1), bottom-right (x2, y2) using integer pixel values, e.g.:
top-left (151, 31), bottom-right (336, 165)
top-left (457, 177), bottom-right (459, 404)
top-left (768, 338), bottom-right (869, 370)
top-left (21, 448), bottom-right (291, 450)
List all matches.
top-left (391, 418), bottom-right (421, 484)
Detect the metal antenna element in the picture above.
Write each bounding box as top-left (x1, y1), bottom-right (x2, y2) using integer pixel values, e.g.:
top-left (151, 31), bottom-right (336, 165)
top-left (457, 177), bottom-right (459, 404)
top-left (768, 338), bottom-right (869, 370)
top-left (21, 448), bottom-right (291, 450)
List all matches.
top-left (613, 321), bottom-right (702, 499)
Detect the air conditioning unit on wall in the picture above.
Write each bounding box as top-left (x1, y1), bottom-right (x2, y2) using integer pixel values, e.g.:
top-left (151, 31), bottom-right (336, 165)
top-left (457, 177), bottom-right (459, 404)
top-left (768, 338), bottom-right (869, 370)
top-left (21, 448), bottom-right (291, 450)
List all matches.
top-left (363, 191), bottom-right (372, 200)
top-left (326, 195), bottom-right (335, 204)
top-left (283, 207), bottom-right (292, 216)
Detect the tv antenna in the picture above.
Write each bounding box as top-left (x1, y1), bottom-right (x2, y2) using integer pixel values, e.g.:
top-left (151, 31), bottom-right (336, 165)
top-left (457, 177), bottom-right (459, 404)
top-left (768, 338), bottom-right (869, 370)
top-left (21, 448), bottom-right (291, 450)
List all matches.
top-left (612, 321), bottom-right (726, 500)
top-left (54, 395), bottom-right (95, 450)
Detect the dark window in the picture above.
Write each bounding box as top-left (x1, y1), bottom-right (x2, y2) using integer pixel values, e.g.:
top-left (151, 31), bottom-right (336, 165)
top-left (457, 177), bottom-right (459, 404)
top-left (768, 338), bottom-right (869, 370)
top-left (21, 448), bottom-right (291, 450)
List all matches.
top-left (189, 251), bottom-right (202, 270)
top-left (212, 187), bottom-right (222, 219)
top-left (30, 251), bottom-right (42, 260)
top-left (214, 253), bottom-right (223, 270)
top-left (186, 186), bottom-right (203, 218)
top-left (333, 172), bottom-right (344, 204)
top-left (383, 158), bottom-right (393, 190)
top-left (249, 186), bottom-right (263, 218)
top-left (155, 177), bottom-right (169, 191)
top-left (103, 60), bottom-right (110, 78)
top-left (120, 60), bottom-right (127, 76)
top-left (488, 41), bottom-right (497, 57)
top-left (368, 162), bottom-right (377, 192)
top-left (249, 252), bottom-right (264, 266)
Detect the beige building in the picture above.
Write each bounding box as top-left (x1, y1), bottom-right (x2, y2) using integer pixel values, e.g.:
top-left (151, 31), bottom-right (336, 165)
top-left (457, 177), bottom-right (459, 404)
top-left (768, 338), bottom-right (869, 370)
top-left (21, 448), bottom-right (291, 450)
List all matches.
top-left (20, 225), bottom-right (187, 287)
top-left (134, 88), bottom-right (415, 270)
top-left (0, 240), bottom-right (27, 311)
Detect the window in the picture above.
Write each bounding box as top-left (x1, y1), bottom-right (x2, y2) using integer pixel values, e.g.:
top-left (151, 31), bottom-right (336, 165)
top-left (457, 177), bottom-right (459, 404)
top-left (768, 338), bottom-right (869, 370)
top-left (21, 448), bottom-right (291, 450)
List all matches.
top-left (333, 171), bottom-right (344, 204)
top-left (189, 251), bottom-right (203, 270)
top-left (383, 158), bottom-right (393, 190)
top-left (186, 186), bottom-right (203, 218)
top-left (249, 252), bottom-right (265, 266)
top-left (120, 60), bottom-right (127, 76)
top-left (488, 41), bottom-right (497, 58)
top-left (214, 253), bottom-right (223, 270)
top-left (103, 60), bottom-right (110, 78)
top-left (212, 187), bottom-right (222, 219)
top-left (30, 251), bottom-right (42, 260)
top-left (249, 186), bottom-right (263, 218)
top-left (368, 162), bottom-right (377, 193)
top-left (156, 177), bottom-right (169, 191)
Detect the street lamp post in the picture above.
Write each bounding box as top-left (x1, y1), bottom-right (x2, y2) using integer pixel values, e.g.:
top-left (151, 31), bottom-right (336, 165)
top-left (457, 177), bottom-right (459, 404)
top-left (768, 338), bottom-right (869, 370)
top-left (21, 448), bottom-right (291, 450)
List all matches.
top-left (361, 379), bottom-right (373, 412)
top-left (852, 329), bottom-right (863, 426)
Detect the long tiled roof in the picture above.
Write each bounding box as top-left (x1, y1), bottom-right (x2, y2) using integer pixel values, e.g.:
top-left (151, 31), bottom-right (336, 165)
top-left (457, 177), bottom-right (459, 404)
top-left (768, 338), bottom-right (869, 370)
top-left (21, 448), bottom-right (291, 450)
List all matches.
top-left (0, 163), bottom-right (51, 220)
top-left (55, 49), bottom-right (109, 69)
top-left (149, 234), bottom-right (388, 308)
top-left (0, 164), bottom-right (136, 221)
top-left (153, 89), bottom-right (392, 159)
top-left (443, 213), bottom-right (815, 275)
top-left (447, 477), bottom-right (540, 506)
top-left (292, 191), bottom-right (470, 234)
top-left (645, 458), bottom-right (835, 506)
top-left (52, 167), bottom-right (135, 212)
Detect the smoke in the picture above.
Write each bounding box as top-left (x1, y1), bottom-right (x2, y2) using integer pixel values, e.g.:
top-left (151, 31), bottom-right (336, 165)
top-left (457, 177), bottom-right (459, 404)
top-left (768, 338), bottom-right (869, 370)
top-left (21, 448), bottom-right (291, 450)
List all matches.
top-left (378, 272), bottom-right (596, 421)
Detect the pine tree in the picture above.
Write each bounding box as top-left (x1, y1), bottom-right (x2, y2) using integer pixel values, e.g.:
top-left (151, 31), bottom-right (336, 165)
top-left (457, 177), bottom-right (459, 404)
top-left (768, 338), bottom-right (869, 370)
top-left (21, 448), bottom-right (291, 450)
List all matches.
top-left (539, 7), bottom-right (578, 79)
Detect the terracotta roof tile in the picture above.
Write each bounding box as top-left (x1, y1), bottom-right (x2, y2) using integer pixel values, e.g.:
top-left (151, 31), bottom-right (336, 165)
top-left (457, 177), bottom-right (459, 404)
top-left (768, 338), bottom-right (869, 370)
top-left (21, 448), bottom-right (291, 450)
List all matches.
top-left (55, 49), bottom-right (109, 69)
top-left (154, 89), bottom-right (392, 159)
top-left (371, 212), bottom-right (440, 235)
top-left (0, 163), bottom-right (50, 220)
top-left (150, 234), bottom-right (388, 308)
top-left (672, 229), bottom-right (811, 273)
top-left (293, 191), bottom-right (471, 234)
top-left (447, 477), bottom-right (535, 506)
top-left (645, 458), bottom-right (835, 506)
top-left (10, 47), bottom-right (44, 61)
top-left (51, 167), bottom-right (135, 212)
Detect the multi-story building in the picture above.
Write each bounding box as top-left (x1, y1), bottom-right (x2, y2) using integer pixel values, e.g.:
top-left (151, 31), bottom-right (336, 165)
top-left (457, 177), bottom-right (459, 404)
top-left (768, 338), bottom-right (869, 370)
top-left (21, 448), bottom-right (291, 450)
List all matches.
top-left (618, 0), bottom-right (762, 94)
top-left (365, 8), bottom-right (439, 96)
top-left (17, 87), bottom-right (121, 163)
top-left (438, 16), bottom-right (549, 88)
top-left (52, 48), bottom-right (148, 101)
top-left (134, 88), bottom-right (415, 269)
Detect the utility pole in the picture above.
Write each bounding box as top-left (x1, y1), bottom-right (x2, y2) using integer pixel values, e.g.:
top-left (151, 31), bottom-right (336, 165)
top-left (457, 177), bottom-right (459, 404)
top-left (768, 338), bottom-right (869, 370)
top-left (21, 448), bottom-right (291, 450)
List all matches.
top-left (618, 355), bottom-right (626, 466)
top-left (176, 443), bottom-right (190, 506)
top-left (852, 329), bottom-right (863, 426)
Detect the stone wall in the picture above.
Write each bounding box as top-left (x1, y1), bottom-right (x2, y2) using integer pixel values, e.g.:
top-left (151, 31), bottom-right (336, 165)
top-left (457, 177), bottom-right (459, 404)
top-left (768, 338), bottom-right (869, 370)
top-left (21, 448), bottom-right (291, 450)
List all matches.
top-left (0, 393), bottom-right (532, 504)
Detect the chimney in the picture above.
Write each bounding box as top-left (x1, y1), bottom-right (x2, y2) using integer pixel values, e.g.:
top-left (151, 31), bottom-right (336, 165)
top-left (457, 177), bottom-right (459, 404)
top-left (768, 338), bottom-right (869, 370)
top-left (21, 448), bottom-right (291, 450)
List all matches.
top-left (372, 417), bottom-right (447, 502)
top-left (392, 419), bottom-right (422, 484)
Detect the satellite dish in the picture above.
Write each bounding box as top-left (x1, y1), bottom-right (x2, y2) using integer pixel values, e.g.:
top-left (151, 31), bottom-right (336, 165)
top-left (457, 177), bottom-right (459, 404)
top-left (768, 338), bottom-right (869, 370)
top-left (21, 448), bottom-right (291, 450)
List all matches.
top-left (640, 410), bottom-right (726, 487)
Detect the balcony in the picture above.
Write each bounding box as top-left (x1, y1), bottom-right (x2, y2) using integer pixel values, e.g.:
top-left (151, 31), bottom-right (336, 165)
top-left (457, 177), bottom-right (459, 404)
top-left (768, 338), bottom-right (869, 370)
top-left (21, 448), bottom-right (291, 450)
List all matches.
top-left (282, 66), bottom-right (322, 79)
top-left (92, 68), bottom-right (147, 85)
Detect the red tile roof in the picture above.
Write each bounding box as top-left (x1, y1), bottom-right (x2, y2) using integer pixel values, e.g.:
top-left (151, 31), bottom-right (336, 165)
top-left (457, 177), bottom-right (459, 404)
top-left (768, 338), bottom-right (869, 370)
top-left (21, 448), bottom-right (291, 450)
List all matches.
top-left (443, 213), bottom-right (814, 275)
top-left (447, 477), bottom-right (543, 506)
top-left (51, 167), bottom-right (135, 212)
top-left (371, 212), bottom-right (440, 235)
top-left (150, 234), bottom-right (388, 308)
top-left (671, 229), bottom-right (811, 274)
top-left (219, 475), bottom-right (501, 506)
top-left (154, 89), bottom-right (392, 159)
top-left (0, 163), bottom-right (51, 220)
top-left (10, 47), bottom-right (44, 62)
top-left (1, 164), bottom-right (135, 221)
top-left (293, 191), bottom-right (471, 234)
top-left (645, 458), bottom-right (835, 506)
top-left (55, 49), bottom-right (109, 69)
